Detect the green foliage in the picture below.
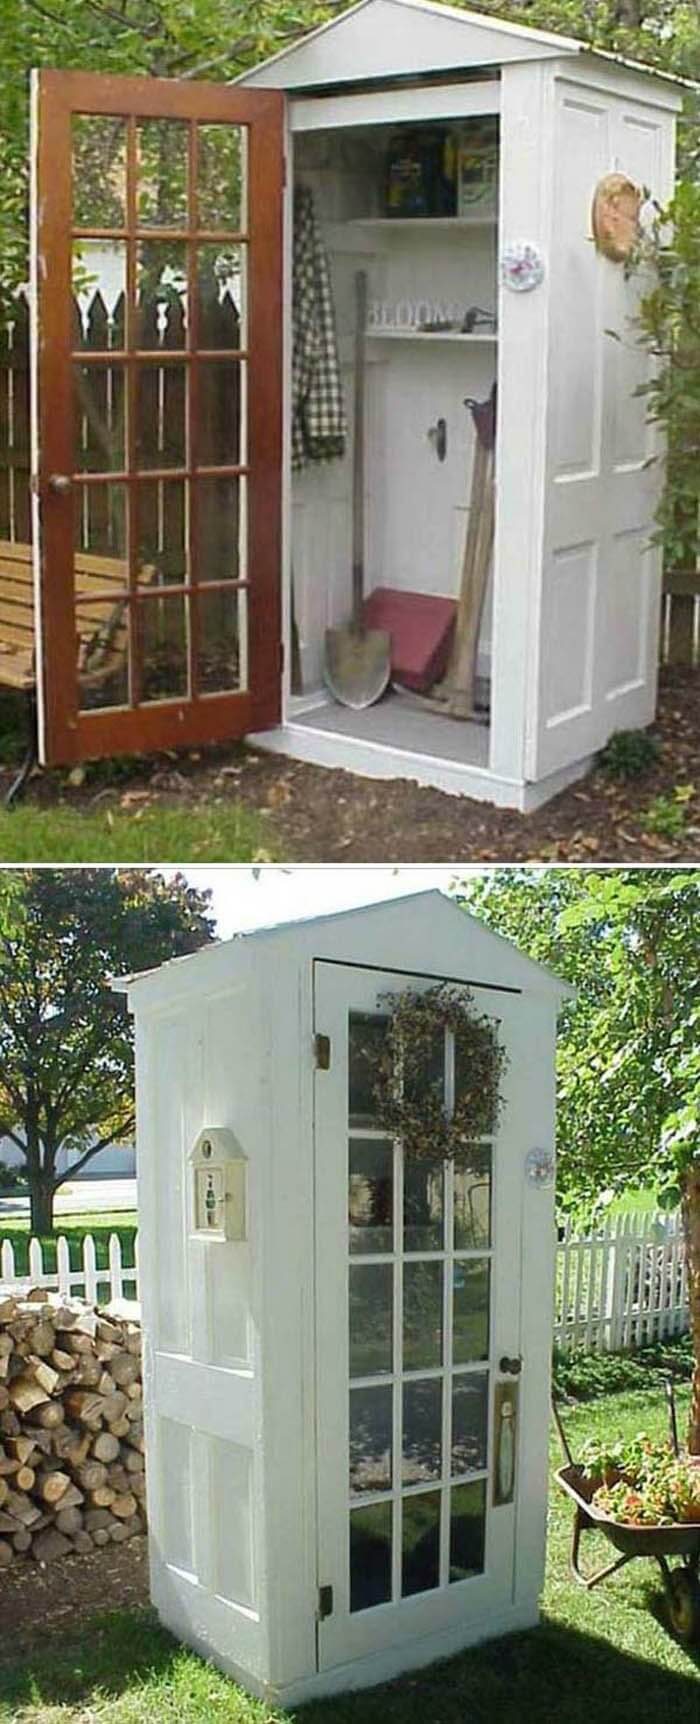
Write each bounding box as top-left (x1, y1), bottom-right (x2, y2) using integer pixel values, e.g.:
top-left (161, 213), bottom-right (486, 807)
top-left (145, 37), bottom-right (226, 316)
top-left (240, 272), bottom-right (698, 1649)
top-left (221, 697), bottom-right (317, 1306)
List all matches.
top-left (641, 789), bottom-right (692, 840)
top-left (598, 729), bottom-right (661, 780)
top-left (453, 870), bottom-right (700, 1210)
top-left (0, 869), bottom-right (215, 1226)
top-left (0, 1157), bottom-right (27, 1192)
top-left (0, 800), bottom-right (277, 861)
top-left (553, 1331), bottom-right (693, 1400)
top-left (633, 179), bottom-right (700, 570)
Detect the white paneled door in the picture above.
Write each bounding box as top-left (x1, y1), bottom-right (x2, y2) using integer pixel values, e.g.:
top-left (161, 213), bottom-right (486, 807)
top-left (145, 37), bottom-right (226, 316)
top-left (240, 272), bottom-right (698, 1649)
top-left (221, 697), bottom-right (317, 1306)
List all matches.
top-left (313, 961), bottom-right (524, 1674)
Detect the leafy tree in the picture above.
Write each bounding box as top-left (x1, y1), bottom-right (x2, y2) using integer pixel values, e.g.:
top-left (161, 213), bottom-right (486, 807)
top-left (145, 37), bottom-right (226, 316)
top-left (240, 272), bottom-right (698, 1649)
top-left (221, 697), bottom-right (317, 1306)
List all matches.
top-left (0, 868), bottom-right (215, 1234)
top-left (452, 868), bottom-right (700, 1450)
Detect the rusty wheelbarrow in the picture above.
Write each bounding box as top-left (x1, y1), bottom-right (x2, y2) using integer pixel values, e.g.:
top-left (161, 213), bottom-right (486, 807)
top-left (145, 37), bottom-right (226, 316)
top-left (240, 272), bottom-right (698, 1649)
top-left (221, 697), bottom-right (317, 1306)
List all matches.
top-left (552, 1386), bottom-right (700, 1645)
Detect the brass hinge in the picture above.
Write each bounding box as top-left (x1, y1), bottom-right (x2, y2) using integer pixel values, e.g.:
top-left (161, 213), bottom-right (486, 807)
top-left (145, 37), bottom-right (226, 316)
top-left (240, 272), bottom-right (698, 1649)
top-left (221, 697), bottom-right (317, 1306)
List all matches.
top-left (317, 1584), bottom-right (333, 1620)
top-left (314, 1032), bottom-right (331, 1071)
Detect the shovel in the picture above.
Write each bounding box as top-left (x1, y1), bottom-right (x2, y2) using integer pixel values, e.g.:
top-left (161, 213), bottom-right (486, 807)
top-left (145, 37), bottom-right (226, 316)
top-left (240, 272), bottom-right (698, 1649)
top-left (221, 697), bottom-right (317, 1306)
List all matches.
top-left (324, 270), bottom-right (391, 709)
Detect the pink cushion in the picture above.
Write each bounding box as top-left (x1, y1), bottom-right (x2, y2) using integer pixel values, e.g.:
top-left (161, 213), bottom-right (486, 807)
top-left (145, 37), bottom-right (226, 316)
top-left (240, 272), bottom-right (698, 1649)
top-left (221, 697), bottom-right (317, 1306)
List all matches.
top-left (362, 588), bottom-right (456, 692)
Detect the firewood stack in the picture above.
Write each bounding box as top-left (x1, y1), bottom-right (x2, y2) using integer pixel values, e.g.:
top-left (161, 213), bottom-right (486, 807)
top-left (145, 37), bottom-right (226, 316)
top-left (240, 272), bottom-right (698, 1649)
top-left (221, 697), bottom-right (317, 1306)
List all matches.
top-left (0, 1287), bottom-right (145, 1567)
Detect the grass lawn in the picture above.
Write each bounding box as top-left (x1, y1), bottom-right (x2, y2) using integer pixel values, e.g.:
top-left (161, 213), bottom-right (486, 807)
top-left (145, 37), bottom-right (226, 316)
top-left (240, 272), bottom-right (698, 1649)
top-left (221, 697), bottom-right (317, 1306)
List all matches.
top-left (0, 802), bottom-right (278, 862)
top-left (0, 1211), bottom-right (137, 1276)
top-left (0, 1384), bottom-right (697, 1722)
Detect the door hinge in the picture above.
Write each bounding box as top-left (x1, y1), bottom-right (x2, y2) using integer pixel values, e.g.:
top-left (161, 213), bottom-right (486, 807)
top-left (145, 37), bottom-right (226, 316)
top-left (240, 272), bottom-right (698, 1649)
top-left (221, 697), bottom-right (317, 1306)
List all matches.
top-left (314, 1032), bottom-right (331, 1071)
top-left (317, 1584), bottom-right (333, 1620)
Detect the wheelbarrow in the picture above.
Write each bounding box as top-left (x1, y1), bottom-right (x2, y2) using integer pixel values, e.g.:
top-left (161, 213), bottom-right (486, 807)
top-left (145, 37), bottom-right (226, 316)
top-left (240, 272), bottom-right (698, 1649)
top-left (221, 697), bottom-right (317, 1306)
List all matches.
top-left (552, 1385), bottom-right (700, 1645)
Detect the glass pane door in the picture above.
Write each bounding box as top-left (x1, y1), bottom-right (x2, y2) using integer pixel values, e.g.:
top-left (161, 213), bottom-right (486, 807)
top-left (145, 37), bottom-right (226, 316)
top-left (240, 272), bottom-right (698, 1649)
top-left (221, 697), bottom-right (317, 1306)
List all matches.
top-left (347, 1011), bottom-right (492, 1612)
top-left (314, 963), bottom-right (522, 1675)
top-left (32, 72), bottom-right (283, 765)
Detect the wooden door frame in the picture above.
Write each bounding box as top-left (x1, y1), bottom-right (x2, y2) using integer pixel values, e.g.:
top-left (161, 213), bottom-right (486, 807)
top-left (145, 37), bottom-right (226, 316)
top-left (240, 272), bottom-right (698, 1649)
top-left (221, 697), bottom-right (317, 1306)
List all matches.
top-left (30, 68), bottom-right (284, 765)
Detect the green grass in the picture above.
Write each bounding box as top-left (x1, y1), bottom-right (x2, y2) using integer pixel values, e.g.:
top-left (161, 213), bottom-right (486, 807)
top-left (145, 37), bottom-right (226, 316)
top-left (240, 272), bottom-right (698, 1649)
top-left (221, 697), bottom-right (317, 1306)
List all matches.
top-left (0, 1211), bottom-right (137, 1275)
top-left (0, 803), bottom-right (278, 862)
top-left (0, 1385), bottom-right (697, 1722)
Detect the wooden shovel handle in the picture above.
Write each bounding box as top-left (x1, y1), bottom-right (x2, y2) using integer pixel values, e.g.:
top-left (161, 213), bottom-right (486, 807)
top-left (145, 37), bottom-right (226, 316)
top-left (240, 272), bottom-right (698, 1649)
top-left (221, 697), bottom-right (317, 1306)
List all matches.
top-left (352, 270), bottom-right (368, 628)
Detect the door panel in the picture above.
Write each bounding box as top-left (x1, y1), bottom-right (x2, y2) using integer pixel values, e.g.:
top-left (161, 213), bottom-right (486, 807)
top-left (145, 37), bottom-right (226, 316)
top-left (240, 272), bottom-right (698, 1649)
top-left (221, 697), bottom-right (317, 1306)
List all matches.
top-left (31, 70), bottom-right (283, 765)
top-left (526, 83), bottom-right (669, 779)
top-left (314, 963), bottom-right (523, 1673)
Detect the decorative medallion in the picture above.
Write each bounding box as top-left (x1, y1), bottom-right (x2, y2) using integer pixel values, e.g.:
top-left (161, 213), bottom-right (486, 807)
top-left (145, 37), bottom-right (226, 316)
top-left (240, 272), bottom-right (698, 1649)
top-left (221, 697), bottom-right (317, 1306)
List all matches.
top-left (525, 1147), bottom-right (556, 1187)
top-left (591, 173), bottom-right (641, 263)
top-left (501, 241), bottom-right (545, 293)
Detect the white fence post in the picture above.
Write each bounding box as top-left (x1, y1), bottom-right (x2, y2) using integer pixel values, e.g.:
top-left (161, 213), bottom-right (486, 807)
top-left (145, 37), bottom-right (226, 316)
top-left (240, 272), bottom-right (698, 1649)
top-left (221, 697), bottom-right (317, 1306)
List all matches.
top-left (553, 1209), bottom-right (689, 1354)
top-left (0, 1229), bottom-right (139, 1306)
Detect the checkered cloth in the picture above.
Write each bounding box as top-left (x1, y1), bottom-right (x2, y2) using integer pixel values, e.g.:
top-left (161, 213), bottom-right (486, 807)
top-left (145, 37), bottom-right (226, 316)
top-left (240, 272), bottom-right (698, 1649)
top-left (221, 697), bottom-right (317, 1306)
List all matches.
top-left (292, 187), bottom-right (347, 470)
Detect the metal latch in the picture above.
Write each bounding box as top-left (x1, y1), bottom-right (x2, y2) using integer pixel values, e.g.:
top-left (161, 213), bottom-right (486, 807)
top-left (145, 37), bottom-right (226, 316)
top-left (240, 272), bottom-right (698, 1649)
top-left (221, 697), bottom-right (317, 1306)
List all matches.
top-left (317, 1584), bottom-right (333, 1620)
top-left (314, 1033), bottom-right (331, 1070)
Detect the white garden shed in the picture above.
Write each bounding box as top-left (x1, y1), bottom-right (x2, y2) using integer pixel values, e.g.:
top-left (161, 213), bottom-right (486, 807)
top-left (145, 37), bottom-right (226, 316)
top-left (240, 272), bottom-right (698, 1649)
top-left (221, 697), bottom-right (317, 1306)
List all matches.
top-left (118, 891), bottom-right (573, 1703)
top-left (238, 0), bottom-right (681, 810)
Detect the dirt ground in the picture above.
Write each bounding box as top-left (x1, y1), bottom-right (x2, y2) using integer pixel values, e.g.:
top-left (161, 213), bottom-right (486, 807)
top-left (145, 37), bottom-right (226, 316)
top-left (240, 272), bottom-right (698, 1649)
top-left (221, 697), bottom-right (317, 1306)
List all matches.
top-left (3, 665), bottom-right (700, 862)
top-left (0, 1536), bottom-right (150, 1660)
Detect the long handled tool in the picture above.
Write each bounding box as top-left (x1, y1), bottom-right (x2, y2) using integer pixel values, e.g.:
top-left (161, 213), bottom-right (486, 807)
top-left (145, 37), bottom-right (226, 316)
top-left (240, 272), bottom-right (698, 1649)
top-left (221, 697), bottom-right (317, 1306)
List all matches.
top-left (323, 271), bottom-right (391, 709)
top-left (442, 383), bottom-right (496, 719)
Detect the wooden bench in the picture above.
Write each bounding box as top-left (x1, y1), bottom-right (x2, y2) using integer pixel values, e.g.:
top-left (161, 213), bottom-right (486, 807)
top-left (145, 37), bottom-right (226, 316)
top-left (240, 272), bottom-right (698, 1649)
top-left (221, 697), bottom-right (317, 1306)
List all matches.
top-left (0, 538), bottom-right (145, 802)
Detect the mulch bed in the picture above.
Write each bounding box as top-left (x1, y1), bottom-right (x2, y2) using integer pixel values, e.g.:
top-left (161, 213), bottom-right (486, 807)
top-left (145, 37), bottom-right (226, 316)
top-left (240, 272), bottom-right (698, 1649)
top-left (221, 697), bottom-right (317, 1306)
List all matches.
top-left (2, 665), bottom-right (700, 862)
top-left (0, 1536), bottom-right (150, 1658)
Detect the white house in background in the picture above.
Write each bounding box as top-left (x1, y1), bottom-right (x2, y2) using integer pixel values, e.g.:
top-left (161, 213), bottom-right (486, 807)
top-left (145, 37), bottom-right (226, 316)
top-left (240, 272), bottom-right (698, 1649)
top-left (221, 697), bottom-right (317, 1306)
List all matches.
top-left (0, 1136), bottom-right (136, 1181)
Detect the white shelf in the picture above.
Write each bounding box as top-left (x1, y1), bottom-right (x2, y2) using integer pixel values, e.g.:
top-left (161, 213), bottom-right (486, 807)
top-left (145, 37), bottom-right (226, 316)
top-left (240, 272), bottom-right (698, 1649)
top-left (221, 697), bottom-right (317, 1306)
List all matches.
top-left (366, 329), bottom-right (497, 343)
top-left (349, 215), bottom-right (497, 231)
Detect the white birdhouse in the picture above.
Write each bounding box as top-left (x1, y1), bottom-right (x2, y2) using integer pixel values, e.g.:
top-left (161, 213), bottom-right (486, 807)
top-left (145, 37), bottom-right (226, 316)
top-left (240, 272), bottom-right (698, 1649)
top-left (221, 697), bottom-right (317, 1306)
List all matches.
top-left (189, 1128), bottom-right (247, 1242)
top-left (118, 893), bottom-right (574, 1706)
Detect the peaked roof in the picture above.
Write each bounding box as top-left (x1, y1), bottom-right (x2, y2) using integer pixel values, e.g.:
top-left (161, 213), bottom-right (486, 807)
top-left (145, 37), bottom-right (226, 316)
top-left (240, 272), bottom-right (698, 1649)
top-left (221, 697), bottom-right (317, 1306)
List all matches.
top-left (115, 888), bottom-right (575, 1004)
top-left (238, 0), bottom-right (683, 93)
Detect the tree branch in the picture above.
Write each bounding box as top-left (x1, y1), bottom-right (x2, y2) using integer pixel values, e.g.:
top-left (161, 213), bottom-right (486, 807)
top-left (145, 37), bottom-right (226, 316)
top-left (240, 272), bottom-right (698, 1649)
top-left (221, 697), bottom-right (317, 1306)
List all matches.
top-left (53, 1121), bottom-right (135, 1188)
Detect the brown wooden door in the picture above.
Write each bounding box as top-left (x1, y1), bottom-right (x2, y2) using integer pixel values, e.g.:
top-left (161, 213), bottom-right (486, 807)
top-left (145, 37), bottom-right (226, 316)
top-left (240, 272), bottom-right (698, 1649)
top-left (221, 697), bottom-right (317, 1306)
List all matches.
top-left (31, 70), bottom-right (283, 765)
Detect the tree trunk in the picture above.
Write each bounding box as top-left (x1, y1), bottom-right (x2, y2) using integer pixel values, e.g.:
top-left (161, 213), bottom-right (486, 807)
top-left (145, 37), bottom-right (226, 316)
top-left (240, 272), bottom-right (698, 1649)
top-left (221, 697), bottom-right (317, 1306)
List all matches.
top-left (29, 1178), bottom-right (55, 1238)
top-left (681, 1162), bottom-right (700, 1454)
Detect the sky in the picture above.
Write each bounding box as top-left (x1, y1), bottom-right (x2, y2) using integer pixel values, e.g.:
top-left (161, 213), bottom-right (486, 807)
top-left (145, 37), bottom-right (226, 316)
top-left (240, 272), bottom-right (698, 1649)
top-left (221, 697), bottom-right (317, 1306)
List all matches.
top-left (166, 866), bottom-right (492, 939)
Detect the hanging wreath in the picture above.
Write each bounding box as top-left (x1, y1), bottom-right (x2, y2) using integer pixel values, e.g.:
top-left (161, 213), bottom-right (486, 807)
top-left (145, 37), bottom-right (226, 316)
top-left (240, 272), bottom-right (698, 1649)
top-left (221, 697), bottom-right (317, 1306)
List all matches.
top-left (369, 984), bottom-right (507, 1165)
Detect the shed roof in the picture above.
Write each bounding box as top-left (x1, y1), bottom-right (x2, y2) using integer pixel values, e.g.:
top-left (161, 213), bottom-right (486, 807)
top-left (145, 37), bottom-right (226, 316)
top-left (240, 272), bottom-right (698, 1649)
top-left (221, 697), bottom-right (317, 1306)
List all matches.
top-left (238, 0), bottom-right (687, 93)
top-left (115, 888), bottom-right (575, 1005)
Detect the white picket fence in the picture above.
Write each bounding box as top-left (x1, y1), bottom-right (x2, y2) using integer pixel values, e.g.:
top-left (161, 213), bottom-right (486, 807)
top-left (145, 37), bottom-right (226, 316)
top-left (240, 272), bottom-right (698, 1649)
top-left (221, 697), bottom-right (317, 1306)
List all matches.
top-left (0, 1231), bottom-right (139, 1305)
top-left (555, 1211), bottom-right (689, 1353)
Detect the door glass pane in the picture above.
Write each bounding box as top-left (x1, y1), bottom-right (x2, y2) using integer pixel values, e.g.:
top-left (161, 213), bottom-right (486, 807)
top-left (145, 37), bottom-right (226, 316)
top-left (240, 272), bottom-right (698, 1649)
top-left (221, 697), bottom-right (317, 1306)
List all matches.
top-left (404, 1158), bottom-right (444, 1252)
top-left (136, 244), bottom-right (187, 348)
top-left (402, 1378), bottom-right (442, 1485)
top-left (198, 361), bottom-right (244, 467)
top-left (402, 1490), bottom-right (441, 1598)
top-left (453, 1259), bottom-right (490, 1363)
top-left (348, 1014), bottom-right (387, 1127)
top-left (73, 364), bottom-right (125, 472)
top-left (349, 1264), bottom-right (392, 1378)
top-left (72, 115), bottom-right (127, 228)
top-left (403, 1261), bottom-right (443, 1371)
top-left (350, 1502), bottom-right (392, 1612)
top-left (349, 1385), bottom-right (392, 1496)
top-left (140, 593), bottom-right (188, 702)
top-left (404, 1024), bottom-right (444, 1109)
top-left (450, 1480), bottom-right (486, 1581)
top-left (195, 477), bottom-right (243, 582)
top-left (77, 596), bottom-right (130, 712)
top-left (454, 1147), bottom-right (492, 1250)
top-left (197, 245), bottom-right (246, 348)
top-left (455, 1026), bottom-right (499, 1133)
top-left (349, 1138), bottom-right (393, 1254)
top-left (135, 363), bottom-right (186, 470)
top-left (137, 479), bottom-right (187, 586)
top-left (136, 119), bottom-right (188, 228)
top-left (197, 589), bottom-right (241, 694)
top-left (73, 243), bottom-right (127, 351)
top-left (451, 1374), bottom-right (488, 1476)
top-left (74, 480), bottom-right (127, 560)
top-left (198, 124), bottom-right (246, 230)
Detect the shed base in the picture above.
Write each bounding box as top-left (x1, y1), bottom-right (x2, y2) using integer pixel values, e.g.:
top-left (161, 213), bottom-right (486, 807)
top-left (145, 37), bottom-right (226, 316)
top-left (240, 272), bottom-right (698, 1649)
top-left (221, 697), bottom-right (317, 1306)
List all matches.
top-left (248, 699), bottom-right (594, 811)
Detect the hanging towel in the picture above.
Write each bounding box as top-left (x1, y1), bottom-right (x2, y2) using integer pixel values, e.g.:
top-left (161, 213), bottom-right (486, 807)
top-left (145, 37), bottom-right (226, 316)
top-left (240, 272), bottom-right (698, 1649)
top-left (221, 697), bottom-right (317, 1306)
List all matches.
top-left (292, 186), bottom-right (347, 470)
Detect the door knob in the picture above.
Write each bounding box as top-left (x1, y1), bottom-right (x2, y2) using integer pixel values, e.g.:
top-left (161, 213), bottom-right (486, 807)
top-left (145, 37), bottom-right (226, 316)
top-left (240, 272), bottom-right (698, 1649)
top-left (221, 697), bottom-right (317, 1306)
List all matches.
top-left (48, 474), bottom-right (72, 494)
top-left (499, 1355), bottom-right (522, 1376)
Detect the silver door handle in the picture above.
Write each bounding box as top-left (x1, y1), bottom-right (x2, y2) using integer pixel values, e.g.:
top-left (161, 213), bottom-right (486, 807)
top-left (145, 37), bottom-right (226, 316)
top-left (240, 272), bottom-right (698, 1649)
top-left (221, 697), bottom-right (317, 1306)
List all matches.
top-left (48, 474), bottom-right (72, 493)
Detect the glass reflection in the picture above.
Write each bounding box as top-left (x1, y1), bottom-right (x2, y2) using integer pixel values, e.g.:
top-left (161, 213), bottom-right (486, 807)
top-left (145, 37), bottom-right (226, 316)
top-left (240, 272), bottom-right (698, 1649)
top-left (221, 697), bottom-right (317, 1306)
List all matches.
top-left (349, 1384), bottom-right (392, 1496)
top-left (403, 1261), bottom-right (442, 1371)
top-left (402, 1378), bottom-right (442, 1485)
top-left (449, 1480), bottom-right (486, 1581)
top-left (451, 1373), bottom-right (488, 1476)
top-left (454, 1147), bottom-right (492, 1250)
top-left (404, 1158), bottom-right (443, 1252)
top-left (349, 1138), bottom-right (393, 1254)
top-left (402, 1490), bottom-right (440, 1597)
top-left (453, 1259), bottom-right (490, 1363)
top-left (350, 1502), bottom-right (392, 1612)
top-left (349, 1264), bottom-right (392, 1378)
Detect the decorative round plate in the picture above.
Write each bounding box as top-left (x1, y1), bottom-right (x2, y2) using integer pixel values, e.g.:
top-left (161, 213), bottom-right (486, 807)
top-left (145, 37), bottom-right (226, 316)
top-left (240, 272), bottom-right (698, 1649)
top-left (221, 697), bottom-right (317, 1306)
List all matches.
top-left (501, 241), bottom-right (545, 293)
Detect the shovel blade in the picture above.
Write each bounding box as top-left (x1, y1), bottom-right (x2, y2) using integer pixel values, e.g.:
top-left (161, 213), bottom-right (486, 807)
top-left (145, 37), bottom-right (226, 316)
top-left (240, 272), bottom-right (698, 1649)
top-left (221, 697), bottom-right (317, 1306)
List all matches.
top-left (323, 626), bottom-right (391, 710)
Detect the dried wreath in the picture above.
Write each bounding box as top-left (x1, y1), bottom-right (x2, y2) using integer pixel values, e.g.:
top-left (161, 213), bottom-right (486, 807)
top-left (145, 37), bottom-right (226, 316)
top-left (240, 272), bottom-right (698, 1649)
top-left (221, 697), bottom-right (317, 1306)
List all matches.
top-left (369, 984), bottom-right (507, 1164)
